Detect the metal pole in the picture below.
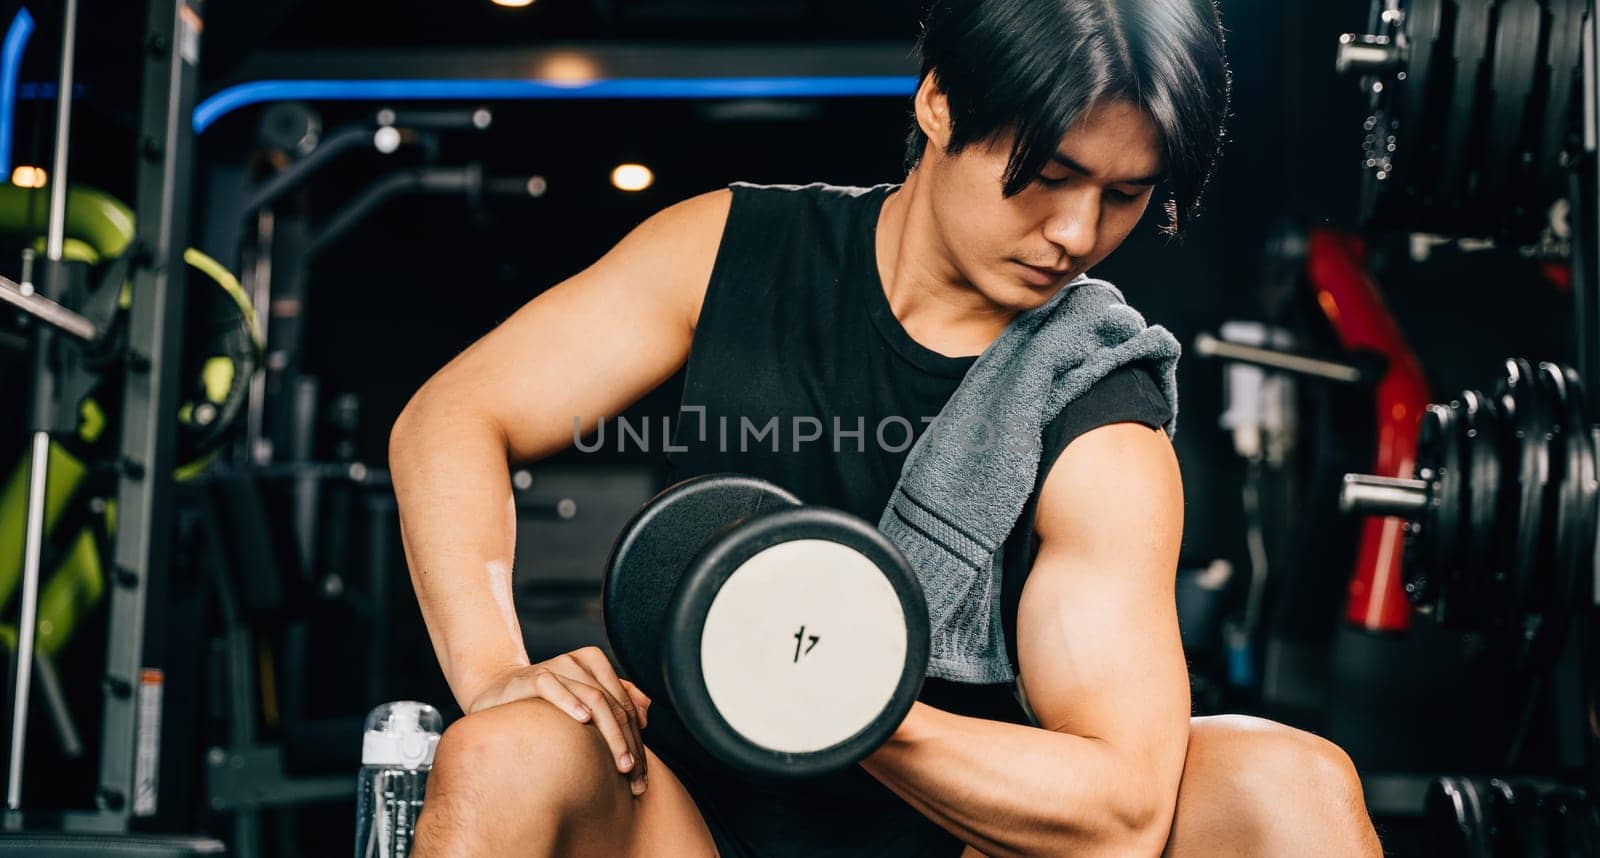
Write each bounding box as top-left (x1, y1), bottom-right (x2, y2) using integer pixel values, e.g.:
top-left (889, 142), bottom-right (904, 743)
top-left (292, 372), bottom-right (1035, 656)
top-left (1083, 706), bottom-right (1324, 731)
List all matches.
top-left (6, 432), bottom-right (50, 811)
top-left (45, 0), bottom-right (77, 261)
top-left (7, 0), bottom-right (81, 813)
top-left (89, 0), bottom-right (202, 825)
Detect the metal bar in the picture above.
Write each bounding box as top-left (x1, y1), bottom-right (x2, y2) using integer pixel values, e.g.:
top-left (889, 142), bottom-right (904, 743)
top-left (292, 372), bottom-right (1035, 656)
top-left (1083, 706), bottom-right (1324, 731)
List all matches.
top-left (304, 170), bottom-right (420, 257)
top-left (1582, 7), bottom-right (1600, 389)
top-left (44, 0), bottom-right (76, 261)
top-left (244, 209), bottom-right (274, 464)
top-left (5, 431), bottom-right (50, 810)
top-left (6, 0), bottom-right (83, 813)
top-left (238, 123), bottom-right (375, 220)
top-left (1193, 332), bottom-right (1366, 384)
top-left (1339, 474), bottom-right (1428, 517)
top-left (197, 76), bottom-right (917, 133)
top-left (93, 0), bottom-right (202, 824)
top-left (306, 166), bottom-right (487, 257)
top-left (34, 653), bottom-right (84, 759)
top-left (0, 273), bottom-right (97, 342)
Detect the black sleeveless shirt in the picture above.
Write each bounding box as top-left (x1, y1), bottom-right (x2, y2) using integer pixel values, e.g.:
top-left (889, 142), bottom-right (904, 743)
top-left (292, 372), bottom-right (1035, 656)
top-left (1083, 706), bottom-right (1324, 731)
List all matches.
top-left (643, 182), bottom-right (1172, 857)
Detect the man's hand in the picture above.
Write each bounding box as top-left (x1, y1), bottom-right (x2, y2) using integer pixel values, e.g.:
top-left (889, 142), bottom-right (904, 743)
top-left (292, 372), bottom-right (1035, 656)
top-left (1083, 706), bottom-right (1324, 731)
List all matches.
top-left (467, 647), bottom-right (654, 795)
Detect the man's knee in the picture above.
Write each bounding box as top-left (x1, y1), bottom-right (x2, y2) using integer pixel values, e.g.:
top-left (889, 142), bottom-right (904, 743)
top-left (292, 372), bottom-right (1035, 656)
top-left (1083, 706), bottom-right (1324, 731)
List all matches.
top-left (430, 697), bottom-right (622, 817)
top-left (1197, 715), bottom-right (1363, 805)
top-left (1188, 715), bottom-right (1376, 853)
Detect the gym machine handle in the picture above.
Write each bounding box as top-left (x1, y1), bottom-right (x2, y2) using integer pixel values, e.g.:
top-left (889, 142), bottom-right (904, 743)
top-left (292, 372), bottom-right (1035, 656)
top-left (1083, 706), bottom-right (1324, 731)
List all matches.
top-left (1339, 473), bottom-right (1429, 517)
top-left (1192, 332), bottom-right (1370, 385)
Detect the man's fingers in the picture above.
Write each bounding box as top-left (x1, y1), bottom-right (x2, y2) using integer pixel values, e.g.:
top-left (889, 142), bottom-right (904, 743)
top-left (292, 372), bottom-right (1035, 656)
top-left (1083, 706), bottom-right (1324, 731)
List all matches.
top-left (620, 679), bottom-right (652, 728)
top-left (532, 670), bottom-right (593, 722)
top-left (567, 650), bottom-right (650, 788)
top-left (569, 682), bottom-right (638, 775)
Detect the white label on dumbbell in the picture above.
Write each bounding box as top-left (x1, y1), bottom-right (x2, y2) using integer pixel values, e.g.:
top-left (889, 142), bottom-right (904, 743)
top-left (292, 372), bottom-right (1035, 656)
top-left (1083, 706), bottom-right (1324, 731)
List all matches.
top-left (700, 539), bottom-right (908, 754)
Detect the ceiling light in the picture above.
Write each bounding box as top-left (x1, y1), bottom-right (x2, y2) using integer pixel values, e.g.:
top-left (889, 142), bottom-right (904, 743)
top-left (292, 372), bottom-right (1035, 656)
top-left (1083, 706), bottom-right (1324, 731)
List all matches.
top-left (611, 164), bottom-right (654, 192)
top-left (10, 166), bottom-right (44, 188)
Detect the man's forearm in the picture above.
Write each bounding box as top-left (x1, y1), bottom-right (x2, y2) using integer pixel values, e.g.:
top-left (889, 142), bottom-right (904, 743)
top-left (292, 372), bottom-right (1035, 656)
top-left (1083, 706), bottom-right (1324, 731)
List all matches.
top-left (860, 702), bottom-right (1177, 858)
top-left (390, 395), bottom-right (530, 710)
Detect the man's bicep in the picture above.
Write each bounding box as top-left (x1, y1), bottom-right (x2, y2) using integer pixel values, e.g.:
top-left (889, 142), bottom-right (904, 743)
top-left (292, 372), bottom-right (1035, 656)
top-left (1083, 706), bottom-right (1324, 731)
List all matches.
top-left (408, 189), bottom-right (731, 462)
top-left (1015, 422), bottom-right (1189, 772)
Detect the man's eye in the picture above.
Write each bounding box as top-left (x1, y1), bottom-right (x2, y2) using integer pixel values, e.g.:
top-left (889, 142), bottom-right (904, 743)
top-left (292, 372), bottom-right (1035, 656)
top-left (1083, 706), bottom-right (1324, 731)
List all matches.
top-left (1107, 189), bottom-right (1142, 203)
top-left (1037, 174), bottom-right (1070, 187)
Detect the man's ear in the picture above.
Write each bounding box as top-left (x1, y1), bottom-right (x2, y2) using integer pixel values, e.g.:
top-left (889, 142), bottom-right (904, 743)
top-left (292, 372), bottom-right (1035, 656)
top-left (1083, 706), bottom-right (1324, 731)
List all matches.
top-left (913, 72), bottom-right (953, 151)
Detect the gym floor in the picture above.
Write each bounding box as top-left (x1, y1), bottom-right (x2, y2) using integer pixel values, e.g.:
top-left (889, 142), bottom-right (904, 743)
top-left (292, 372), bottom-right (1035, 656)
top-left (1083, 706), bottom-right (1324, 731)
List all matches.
top-left (0, 1), bottom-right (1597, 856)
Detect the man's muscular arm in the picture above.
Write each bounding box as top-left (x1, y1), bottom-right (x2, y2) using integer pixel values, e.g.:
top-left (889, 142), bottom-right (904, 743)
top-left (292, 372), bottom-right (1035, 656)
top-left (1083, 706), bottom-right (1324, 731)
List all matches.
top-left (388, 190), bottom-right (728, 712)
top-left (860, 422), bottom-right (1189, 858)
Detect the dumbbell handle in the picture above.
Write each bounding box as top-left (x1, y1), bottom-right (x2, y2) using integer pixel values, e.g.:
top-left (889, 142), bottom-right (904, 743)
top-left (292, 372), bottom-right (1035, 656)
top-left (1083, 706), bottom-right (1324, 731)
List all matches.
top-left (1335, 33), bottom-right (1403, 75)
top-left (1340, 474), bottom-right (1428, 517)
top-left (1194, 333), bottom-right (1367, 384)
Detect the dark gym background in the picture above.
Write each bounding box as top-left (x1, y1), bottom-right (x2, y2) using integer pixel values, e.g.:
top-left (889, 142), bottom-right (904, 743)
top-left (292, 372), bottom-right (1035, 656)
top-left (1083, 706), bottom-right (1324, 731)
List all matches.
top-left (0, 1), bottom-right (1585, 856)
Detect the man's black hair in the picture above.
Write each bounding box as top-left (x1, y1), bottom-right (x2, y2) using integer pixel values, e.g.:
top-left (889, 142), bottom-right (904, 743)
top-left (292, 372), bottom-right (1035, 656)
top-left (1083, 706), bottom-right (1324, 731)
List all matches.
top-left (904, 0), bottom-right (1231, 236)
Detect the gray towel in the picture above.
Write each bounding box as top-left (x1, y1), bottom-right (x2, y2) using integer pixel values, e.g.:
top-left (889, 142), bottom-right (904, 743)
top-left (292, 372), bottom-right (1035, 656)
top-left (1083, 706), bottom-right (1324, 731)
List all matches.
top-left (878, 276), bottom-right (1180, 684)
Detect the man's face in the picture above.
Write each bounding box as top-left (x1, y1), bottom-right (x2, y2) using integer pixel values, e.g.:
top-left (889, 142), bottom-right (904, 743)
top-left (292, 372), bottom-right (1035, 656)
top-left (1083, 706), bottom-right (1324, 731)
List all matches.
top-left (916, 86), bottom-right (1164, 312)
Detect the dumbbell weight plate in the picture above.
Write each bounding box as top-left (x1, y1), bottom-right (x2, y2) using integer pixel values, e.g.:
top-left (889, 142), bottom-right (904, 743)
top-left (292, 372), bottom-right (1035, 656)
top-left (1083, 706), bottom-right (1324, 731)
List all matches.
top-left (663, 506), bottom-right (929, 780)
top-left (1479, 0), bottom-right (1544, 227)
top-left (1497, 358), bottom-right (1553, 639)
top-left (1438, 0), bottom-right (1496, 221)
top-left (1525, 363), bottom-right (1586, 672)
top-left (1406, 403), bottom-right (1462, 605)
top-left (1488, 779), bottom-right (1552, 858)
top-left (1423, 776), bottom-right (1496, 858)
top-left (1539, 0), bottom-right (1587, 191)
top-left (1460, 390), bottom-right (1501, 624)
top-left (603, 473), bottom-right (803, 701)
top-left (1396, 0), bottom-right (1447, 206)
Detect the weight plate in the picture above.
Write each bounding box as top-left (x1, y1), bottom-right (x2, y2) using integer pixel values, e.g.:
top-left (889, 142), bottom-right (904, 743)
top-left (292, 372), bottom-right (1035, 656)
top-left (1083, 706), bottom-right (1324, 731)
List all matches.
top-left (1479, 0), bottom-right (1543, 223)
top-left (1407, 403), bottom-right (1461, 605)
top-left (1424, 776), bottom-right (1496, 858)
top-left (1398, 0), bottom-right (1447, 200)
top-left (1552, 786), bottom-right (1600, 857)
top-left (1539, 0), bottom-right (1587, 186)
top-left (1460, 389), bottom-right (1502, 625)
top-left (1496, 358), bottom-right (1552, 643)
top-left (602, 473), bottom-right (802, 701)
top-left (1488, 779), bottom-right (1551, 858)
top-left (663, 506), bottom-right (928, 780)
top-left (1439, 0), bottom-right (1496, 219)
top-left (1563, 366), bottom-right (1600, 610)
top-left (1524, 363), bottom-right (1583, 673)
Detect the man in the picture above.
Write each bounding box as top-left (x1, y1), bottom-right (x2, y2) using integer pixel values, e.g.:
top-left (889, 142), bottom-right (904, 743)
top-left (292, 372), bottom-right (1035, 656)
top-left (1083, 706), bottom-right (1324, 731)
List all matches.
top-left (390, 0), bottom-right (1385, 855)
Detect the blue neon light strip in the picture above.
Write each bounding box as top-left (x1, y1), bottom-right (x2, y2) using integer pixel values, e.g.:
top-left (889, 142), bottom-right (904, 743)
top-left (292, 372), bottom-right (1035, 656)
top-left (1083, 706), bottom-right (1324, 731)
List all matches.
top-left (1, 7), bottom-right (36, 174)
top-left (193, 76), bottom-right (917, 134)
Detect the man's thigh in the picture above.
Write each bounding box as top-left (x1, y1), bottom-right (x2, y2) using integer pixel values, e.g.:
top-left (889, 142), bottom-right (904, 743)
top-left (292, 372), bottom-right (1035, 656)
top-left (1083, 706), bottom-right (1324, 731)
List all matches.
top-left (614, 746), bottom-right (722, 858)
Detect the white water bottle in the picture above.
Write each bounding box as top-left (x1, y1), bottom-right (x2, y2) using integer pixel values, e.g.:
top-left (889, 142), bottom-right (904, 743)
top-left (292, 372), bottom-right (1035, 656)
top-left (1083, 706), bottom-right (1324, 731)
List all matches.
top-left (354, 701), bottom-right (442, 858)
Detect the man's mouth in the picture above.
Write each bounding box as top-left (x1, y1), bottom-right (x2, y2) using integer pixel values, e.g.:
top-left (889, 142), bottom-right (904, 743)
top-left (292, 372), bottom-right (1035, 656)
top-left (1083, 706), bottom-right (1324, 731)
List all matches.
top-left (1014, 261), bottom-right (1071, 286)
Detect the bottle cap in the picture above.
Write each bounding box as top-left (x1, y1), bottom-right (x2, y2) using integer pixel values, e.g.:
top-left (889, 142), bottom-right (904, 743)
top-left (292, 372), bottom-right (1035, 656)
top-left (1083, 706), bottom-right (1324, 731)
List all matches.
top-left (361, 700), bottom-right (443, 769)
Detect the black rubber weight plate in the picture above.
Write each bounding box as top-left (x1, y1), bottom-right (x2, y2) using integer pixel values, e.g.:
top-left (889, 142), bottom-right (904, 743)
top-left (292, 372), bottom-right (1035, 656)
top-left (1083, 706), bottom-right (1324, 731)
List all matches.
top-left (1498, 358), bottom-right (1552, 642)
top-left (1460, 389), bottom-right (1500, 624)
top-left (1398, 0), bottom-right (1447, 206)
top-left (1406, 403), bottom-right (1459, 602)
top-left (663, 505), bottom-right (929, 781)
top-left (1440, 0), bottom-right (1495, 210)
top-left (1479, 0), bottom-right (1543, 216)
top-left (602, 473), bottom-right (802, 702)
top-left (1423, 776), bottom-right (1495, 858)
top-left (1525, 363), bottom-right (1594, 672)
top-left (1541, 0), bottom-right (1587, 177)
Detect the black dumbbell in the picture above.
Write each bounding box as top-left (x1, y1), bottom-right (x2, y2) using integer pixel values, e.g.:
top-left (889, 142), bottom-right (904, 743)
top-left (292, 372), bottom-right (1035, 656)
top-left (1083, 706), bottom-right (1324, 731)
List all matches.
top-left (602, 473), bottom-right (929, 780)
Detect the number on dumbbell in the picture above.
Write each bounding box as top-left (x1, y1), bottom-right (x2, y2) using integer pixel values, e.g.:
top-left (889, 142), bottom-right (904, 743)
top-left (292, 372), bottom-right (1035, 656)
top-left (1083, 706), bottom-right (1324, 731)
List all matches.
top-left (792, 626), bottom-right (820, 663)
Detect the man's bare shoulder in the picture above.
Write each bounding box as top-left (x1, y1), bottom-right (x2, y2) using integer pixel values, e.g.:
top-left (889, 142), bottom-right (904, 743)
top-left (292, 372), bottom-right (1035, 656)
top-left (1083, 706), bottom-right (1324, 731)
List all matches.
top-left (597, 188), bottom-right (733, 331)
